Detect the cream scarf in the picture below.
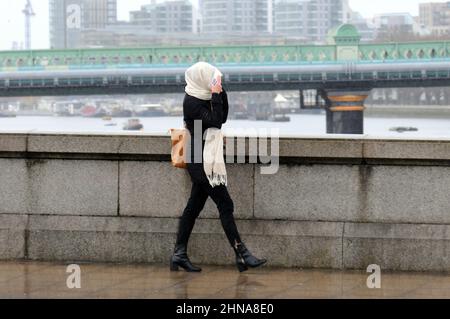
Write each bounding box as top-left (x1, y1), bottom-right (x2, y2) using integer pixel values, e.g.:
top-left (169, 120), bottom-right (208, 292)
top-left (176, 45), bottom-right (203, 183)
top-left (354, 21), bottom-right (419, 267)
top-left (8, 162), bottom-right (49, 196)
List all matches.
top-left (185, 62), bottom-right (223, 101)
top-left (185, 62), bottom-right (227, 187)
top-left (203, 128), bottom-right (227, 187)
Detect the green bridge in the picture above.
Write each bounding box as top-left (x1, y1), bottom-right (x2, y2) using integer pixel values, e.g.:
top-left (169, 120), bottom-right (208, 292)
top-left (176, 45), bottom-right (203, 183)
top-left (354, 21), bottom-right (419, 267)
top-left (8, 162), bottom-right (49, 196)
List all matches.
top-left (0, 25), bottom-right (449, 69)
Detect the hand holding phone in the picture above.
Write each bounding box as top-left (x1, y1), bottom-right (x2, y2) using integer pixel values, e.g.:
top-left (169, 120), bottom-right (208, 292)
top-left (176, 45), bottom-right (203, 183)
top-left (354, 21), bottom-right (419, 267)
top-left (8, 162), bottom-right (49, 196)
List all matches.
top-left (211, 75), bottom-right (223, 94)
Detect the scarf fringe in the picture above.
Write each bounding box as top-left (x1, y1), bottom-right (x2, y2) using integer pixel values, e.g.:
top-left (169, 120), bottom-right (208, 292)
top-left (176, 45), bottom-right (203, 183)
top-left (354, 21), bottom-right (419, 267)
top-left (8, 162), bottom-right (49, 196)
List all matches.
top-left (206, 173), bottom-right (228, 187)
top-left (203, 128), bottom-right (227, 188)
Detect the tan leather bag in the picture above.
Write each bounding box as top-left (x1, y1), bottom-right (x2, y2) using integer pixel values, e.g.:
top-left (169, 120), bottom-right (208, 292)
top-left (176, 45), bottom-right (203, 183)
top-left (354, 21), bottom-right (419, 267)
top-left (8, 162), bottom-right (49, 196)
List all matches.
top-left (170, 128), bottom-right (189, 169)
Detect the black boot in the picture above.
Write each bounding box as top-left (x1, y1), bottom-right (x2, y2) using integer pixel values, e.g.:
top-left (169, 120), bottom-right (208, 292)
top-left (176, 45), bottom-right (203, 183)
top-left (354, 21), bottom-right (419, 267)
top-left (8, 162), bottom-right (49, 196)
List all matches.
top-left (233, 242), bottom-right (267, 273)
top-left (170, 244), bottom-right (202, 272)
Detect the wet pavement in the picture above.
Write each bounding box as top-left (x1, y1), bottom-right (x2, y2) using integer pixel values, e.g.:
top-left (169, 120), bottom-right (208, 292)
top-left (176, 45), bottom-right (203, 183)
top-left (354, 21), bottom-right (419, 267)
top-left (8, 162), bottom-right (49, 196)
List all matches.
top-left (1, 261), bottom-right (450, 299)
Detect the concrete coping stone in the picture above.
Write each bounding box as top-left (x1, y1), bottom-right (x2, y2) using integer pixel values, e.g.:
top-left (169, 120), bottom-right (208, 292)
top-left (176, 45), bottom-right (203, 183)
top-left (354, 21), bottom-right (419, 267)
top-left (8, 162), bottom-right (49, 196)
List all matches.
top-left (0, 131), bottom-right (449, 161)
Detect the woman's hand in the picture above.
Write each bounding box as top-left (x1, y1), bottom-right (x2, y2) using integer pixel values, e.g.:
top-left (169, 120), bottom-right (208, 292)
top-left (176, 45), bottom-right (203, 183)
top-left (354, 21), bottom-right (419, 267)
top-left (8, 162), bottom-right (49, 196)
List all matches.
top-left (211, 76), bottom-right (223, 94)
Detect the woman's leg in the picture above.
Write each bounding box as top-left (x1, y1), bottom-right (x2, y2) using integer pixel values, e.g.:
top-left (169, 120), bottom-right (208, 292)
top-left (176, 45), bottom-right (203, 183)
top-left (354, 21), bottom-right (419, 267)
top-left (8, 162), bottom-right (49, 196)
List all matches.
top-left (200, 184), bottom-right (267, 272)
top-left (171, 183), bottom-right (209, 272)
top-left (175, 183), bottom-right (209, 247)
top-left (199, 184), bottom-right (241, 247)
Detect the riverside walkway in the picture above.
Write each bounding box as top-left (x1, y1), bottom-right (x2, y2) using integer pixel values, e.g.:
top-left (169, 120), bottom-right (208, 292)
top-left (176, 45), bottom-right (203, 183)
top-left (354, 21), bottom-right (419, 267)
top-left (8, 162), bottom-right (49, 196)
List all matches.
top-left (1, 261), bottom-right (450, 299)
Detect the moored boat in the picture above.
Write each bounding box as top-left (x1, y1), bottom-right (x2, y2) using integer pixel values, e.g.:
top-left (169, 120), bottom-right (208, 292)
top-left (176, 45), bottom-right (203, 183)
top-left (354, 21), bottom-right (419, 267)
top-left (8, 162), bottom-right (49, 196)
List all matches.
top-left (135, 104), bottom-right (167, 117)
top-left (270, 114), bottom-right (291, 122)
top-left (389, 127), bottom-right (419, 133)
top-left (123, 119), bottom-right (144, 131)
top-left (81, 105), bottom-right (109, 118)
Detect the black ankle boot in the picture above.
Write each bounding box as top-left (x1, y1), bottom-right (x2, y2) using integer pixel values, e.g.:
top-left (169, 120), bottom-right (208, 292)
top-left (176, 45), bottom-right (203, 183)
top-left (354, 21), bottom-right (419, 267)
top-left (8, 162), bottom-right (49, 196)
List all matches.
top-left (170, 244), bottom-right (202, 272)
top-left (233, 242), bottom-right (267, 273)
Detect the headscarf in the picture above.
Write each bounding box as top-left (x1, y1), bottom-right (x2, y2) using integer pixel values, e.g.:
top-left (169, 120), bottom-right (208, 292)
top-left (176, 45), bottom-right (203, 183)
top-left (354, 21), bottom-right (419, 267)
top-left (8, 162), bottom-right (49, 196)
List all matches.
top-left (185, 62), bottom-right (223, 101)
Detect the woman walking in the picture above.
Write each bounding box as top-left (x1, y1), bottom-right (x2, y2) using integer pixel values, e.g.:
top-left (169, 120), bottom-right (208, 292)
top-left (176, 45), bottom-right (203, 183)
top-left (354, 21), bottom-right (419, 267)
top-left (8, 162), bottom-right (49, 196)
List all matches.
top-left (170, 62), bottom-right (267, 273)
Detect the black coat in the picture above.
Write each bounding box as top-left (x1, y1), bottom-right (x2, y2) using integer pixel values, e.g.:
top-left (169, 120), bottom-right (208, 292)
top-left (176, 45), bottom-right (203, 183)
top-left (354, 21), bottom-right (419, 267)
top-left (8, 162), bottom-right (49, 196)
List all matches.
top-left (183, 90), bottom-right (229, 184)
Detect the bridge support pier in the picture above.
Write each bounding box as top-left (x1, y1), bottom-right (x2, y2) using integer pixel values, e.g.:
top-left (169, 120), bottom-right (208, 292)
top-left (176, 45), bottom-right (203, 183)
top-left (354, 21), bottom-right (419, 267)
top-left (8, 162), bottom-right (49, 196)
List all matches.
top-left (299, 89), bottom-right (305, 110)
top-left (325, 89), bottom-right (371, 135)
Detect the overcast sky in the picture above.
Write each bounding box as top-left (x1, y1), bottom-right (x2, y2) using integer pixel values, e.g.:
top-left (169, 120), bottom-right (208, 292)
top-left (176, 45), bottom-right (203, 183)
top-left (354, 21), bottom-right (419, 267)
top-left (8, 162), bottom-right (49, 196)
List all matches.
top-left (0, 0), bottom-right (447, 51)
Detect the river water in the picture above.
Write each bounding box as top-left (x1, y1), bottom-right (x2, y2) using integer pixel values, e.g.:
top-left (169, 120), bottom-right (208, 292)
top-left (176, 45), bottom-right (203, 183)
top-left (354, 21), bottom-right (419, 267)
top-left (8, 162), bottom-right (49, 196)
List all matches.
top-left (0, 114), bottom-right (449, 138)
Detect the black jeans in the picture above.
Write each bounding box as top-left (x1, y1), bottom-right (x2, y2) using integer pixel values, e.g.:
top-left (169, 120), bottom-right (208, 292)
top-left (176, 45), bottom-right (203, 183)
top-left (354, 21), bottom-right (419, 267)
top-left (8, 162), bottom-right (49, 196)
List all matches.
top-left (175, 182), bottom-right (242, 249)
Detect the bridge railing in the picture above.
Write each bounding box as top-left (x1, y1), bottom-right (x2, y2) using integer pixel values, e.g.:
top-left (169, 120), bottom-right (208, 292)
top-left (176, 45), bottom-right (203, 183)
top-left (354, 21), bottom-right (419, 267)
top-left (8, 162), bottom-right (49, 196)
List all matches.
top-left (0, 41), bottom-right (449, 69)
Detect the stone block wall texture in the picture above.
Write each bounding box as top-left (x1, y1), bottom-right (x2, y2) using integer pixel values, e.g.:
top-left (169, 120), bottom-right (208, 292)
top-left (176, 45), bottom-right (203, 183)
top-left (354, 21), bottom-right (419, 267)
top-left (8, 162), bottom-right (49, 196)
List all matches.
top-left (0, 133), bottom-right (449, 271)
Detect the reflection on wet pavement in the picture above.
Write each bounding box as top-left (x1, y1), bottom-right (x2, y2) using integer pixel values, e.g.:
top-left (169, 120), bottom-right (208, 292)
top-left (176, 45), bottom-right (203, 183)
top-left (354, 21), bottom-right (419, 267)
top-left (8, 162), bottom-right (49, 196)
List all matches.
top-left (1, 261), bottom-right (450, 299)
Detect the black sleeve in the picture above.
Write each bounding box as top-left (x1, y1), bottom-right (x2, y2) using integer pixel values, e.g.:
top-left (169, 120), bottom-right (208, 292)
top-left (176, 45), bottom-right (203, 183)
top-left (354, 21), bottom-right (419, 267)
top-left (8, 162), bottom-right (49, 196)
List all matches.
top-left (221, 90), bottom-right (229, 124)
top-left (188, 94), bottom-right (223, 129)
